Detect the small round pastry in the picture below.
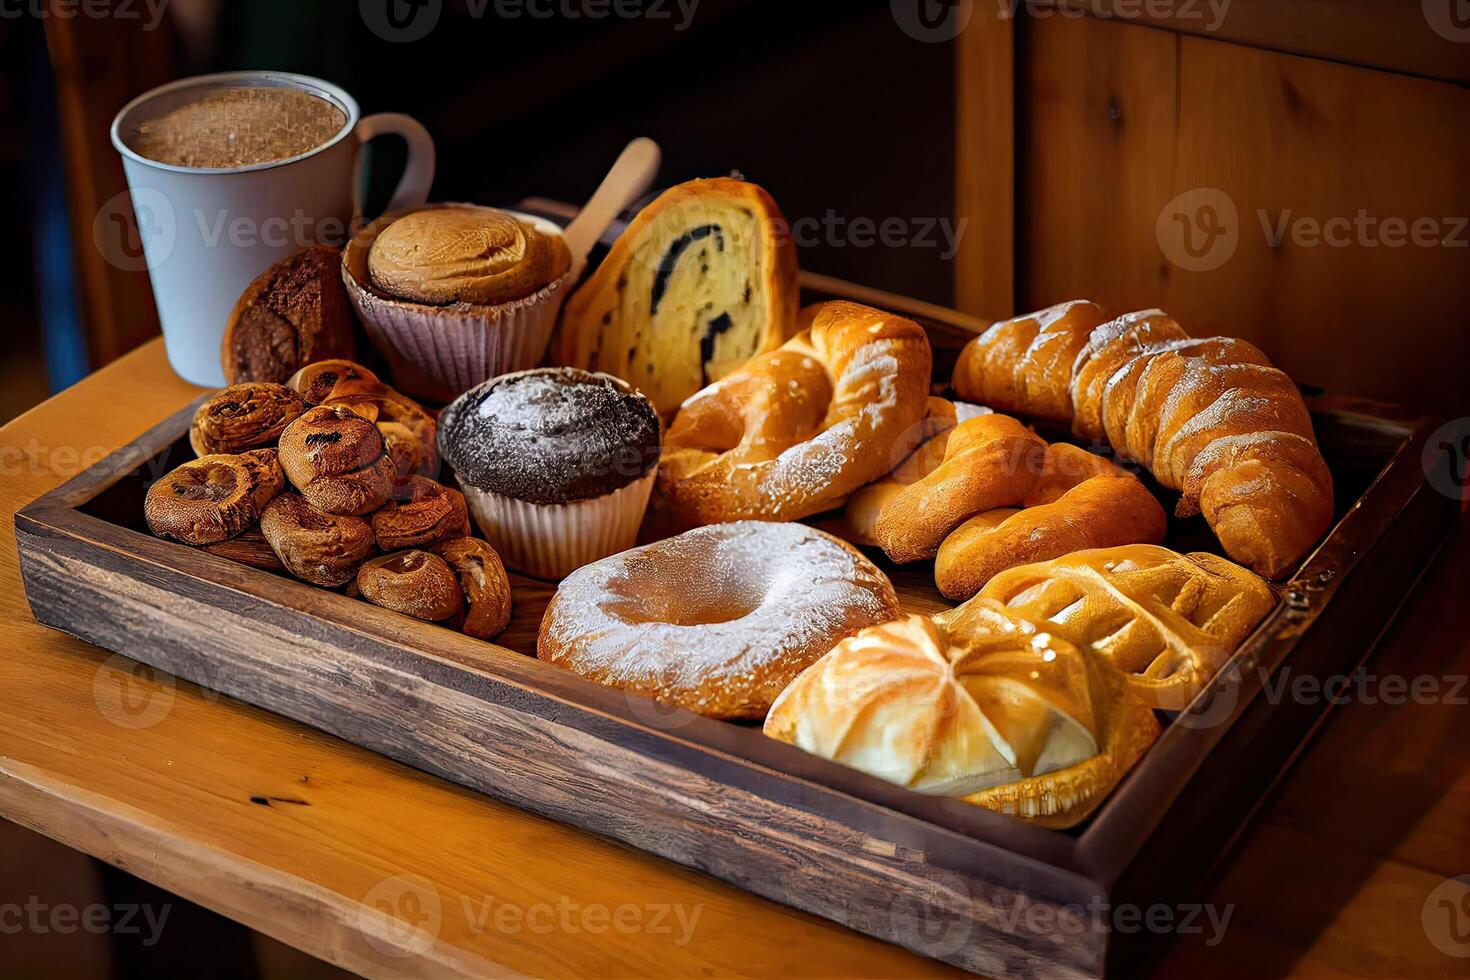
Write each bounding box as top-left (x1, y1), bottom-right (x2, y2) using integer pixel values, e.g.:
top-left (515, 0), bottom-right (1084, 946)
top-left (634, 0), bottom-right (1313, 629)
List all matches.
top-left (357, 550), bottom-right (464, 622)
top-left (198, 526), bottom-right (286, 572)
top-left (277, 405), bottom-right (396, 516)
top-left (321, 380), bottom-right (439, 481)
top-left (370, 477), bottom-right (470, 551)
top-left (432, 537), bottom-right (513, 640)
top-left (537, 522), bottom-right (901, 719)
top-left (259, 492), bottom-right (377, 587)
top-left (287, 359), bottom-right (382, 406)
top-left (655, 300), bottom-right (932, 528)
top-left (190, 382), bottom-right (307, 456)
top-left (438, 368), bottom-right (661, 579)
top-left (342, 203), bottom-right (578, 401)
top-left (145, 448), bottom-right (284, 546)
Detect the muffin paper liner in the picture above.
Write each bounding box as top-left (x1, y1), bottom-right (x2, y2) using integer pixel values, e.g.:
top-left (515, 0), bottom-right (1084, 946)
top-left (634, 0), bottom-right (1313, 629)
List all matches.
top-left (342, 207), bottom-right (578, 403)
top-left (459, 470), bottom-right (656, 580)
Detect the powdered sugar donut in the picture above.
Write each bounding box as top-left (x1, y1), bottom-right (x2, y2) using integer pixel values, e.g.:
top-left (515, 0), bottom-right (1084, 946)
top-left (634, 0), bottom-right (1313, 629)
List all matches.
top-left (536, 521), bottom-right (901, 719)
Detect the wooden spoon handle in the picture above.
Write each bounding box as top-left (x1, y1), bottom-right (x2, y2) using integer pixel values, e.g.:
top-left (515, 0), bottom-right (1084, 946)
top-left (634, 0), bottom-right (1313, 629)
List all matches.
top-left (562, 137), bottom-right (662, 272)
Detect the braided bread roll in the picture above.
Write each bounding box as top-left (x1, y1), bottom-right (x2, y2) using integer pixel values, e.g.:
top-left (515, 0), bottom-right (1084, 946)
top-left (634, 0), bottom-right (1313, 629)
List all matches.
top-left (953, 306), bottom-right (1333, 579)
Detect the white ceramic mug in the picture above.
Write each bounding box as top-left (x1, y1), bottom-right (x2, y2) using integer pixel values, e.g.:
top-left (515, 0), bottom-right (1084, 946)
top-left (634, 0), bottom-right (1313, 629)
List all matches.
top-left (109, 71), bottom-right (435, 387)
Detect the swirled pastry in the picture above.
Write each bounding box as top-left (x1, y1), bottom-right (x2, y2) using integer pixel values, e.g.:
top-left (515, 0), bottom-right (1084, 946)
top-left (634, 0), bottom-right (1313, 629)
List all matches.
top-left (978, 545), bottom-right (1275, 709)
top-left (764, 603), bottom-right (1159, 827)
top-left (554, 178), bottom-right (800, 416)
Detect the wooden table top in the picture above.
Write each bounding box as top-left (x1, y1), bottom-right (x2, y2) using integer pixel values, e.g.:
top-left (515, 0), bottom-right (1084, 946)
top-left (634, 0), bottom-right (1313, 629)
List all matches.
top-left (2, 339), bottom-right (1466, 978)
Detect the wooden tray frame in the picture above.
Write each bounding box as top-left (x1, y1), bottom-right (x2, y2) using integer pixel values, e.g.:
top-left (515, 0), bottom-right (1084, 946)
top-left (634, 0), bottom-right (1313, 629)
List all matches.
top-left (15, 275), bottom-right (1460, 979)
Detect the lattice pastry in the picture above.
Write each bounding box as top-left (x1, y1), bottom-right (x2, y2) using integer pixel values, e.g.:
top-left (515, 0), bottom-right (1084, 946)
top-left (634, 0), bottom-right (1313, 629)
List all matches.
top-left (977, 544), bottom-right (1276, 709)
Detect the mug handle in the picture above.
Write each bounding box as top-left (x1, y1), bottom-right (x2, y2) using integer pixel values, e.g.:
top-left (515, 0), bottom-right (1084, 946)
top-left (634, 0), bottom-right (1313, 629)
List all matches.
top-left (353, 113), bottom-right (437, 220)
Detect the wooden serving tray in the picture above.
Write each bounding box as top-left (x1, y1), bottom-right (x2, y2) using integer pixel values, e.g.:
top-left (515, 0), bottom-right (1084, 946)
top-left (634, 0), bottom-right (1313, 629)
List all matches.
top-left (15, 274), bottom-right (1459, 979)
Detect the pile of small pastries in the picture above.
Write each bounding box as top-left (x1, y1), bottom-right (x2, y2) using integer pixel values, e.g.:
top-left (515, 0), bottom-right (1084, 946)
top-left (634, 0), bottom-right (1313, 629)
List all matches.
top-left (146, 176), bottom-right (1335, 829)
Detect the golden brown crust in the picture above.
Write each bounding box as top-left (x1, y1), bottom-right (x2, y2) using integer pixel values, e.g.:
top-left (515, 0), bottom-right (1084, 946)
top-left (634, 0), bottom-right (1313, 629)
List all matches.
top-left (197, 525), bottom-right (285, 572)
top-left (286, 359), bottom-right (382, 406)
top-left (367, 205), bottom-right (571, 306)
top-left (357, 550), bottom-right (464, 622)
top-left (952, 300), bottom-right (1109, 422)
top-left (321, 380), bottom-right (438, 482)
top-left (277, 405), bottom-right (396, 516)
top-left (431, 537), bottom-right (512, 640)
top-left (221, 246), bottom-right (356, 384)
top-left (259, 492), bottom-right (377, 587)
top-left (370, 477), bottom-right (470, 551)
top-left (189, 383), bottom-right (306, 456)
top-left (145, 449), bottom-right (284, 546)
top-left (979, 544), bottom-right (1276, 709)
top-left (655, 300), bottom-right (932, 528)
top-left (872, 414), bottom-right (1047, 563)
top-left (764, 606), bottom-right (1160, 828)
top-left (952, 305), bottom-right (1333, 578)
top-left (934, 475), bottom-right (1168, 600)
top-left (553, 177), bottom-right (800, 417)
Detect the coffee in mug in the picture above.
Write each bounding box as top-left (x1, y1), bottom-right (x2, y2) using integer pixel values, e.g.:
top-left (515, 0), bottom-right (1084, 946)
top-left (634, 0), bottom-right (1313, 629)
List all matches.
top-left (125, 87), bottom-right (348, 170)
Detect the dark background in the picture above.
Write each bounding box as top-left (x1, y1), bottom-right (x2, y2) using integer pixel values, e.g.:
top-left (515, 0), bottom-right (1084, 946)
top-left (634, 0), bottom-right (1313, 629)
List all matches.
top-left (0, 0), bottom-right (957, 424)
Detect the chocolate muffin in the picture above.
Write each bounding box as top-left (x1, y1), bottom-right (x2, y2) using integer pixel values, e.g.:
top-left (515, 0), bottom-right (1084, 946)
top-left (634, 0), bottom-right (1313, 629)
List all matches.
top-left (438, 368), bottom-right (660, 579)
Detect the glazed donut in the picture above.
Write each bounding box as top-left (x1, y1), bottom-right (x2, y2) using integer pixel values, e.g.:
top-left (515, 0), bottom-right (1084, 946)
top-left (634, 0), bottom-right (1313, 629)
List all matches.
top-left (655, 300), bottom-right (931, 527)
top-left (189, 382), bottom-right (306, 456)
top-left (934, 475), bottom-right (1168, 600)
top-left (872, 414), bottom-right (1047, 563)
top-left (145, 449), bottom-right (284, 545)
top-left (370, 476), bottom-right (470, 551)
top-left (537, 521), bottom-right (900, 719)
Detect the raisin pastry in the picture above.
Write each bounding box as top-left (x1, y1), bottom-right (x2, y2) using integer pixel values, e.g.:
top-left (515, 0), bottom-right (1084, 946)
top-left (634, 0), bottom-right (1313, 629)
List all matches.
top-left (189, 382), bottom-right (306, 456)
top-left (277, 405), bottom-right (396, 516)
top-left (553, 178), bottom-right (799, 416)
top-left (259, 492), bottom-right (378, 587)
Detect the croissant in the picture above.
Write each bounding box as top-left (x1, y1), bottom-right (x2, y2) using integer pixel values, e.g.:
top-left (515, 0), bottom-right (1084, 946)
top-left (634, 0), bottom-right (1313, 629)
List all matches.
top-left (977, 544), bottom-right (1276, 709)
top-left (953, 305), bottom-right (1333, 579)
top-left (764, 606), bottom-right (1160, 828)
